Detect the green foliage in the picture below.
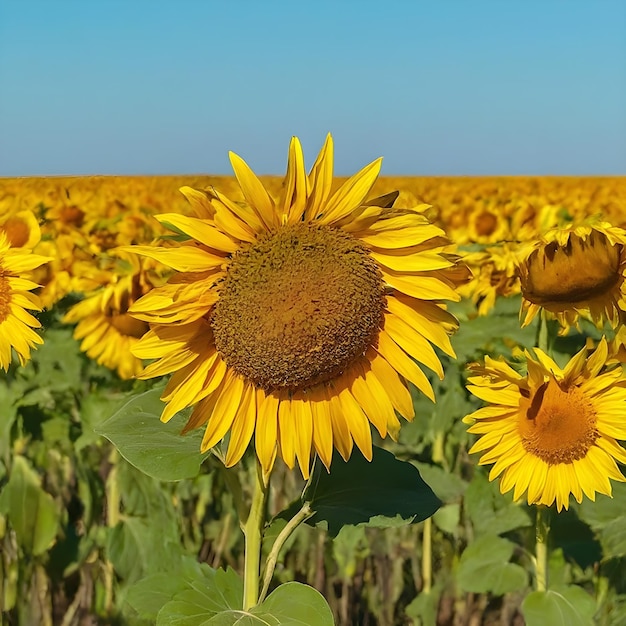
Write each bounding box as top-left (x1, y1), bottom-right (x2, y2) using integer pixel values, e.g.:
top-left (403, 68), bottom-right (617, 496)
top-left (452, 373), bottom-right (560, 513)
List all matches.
top-left (284, 446), bottom-right (441, 537)
top-left (0, 455), bottom-right (60, 556)
top-left (456, 534), bottom-right (528, 595)
top-left (1, 289), bottom-right (625, 625)
top-left (153, 568), bottom-right (333, 626)
top-left (97, 386), bottom-right (209, 481)
top-left (522, 587), bottom-right (597, 626)
top-left (576, 483), bottom-right (626, 560)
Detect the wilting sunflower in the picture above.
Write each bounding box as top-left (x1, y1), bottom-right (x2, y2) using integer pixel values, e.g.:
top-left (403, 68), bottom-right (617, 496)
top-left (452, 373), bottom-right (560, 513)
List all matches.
top-left (464, 339), bottom-right (626, 511)
top-left (518, 220), bottom-right (626, 331)
top-left (0, 232), bottom-right (50, 370)
top-left (126, 135), bottom-right (468, 478)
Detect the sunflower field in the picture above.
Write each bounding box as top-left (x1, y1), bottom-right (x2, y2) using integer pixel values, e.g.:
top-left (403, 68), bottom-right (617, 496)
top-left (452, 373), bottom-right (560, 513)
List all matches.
top-left (1, 139), bottom-right (626, 626)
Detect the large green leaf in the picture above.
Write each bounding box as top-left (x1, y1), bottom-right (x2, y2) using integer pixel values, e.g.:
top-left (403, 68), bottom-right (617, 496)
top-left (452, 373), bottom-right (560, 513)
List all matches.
top-left (456, 534), bottom-right (528, 595)
top-left (576, 483), bottom-right (626, 559)
top-left (127, 559), bottom-right (217, 621)
top-left (249, 582), bottom-right (334, 625)
top-left (158, 578), bottom-right (333, 626)
top-left (0, 455), bottom-right (60, 556)
top-left (522, 587), bottom-right (596, 626)
top-left (156, 567), bottom-right (242, 625)
top-left (283, 446), bottom-right (441, 537)
top-left (96, 386), bottom-right (208, 481)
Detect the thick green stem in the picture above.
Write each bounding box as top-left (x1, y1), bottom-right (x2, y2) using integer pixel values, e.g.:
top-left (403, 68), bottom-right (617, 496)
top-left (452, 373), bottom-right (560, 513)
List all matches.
top-left (259, 502), bottom-right (313, 603)
top-left (535, 506), bottom-right (550, 592)
top-left (422, 517), bottom-right (433, 594)
top-left (242, 461), bottom-right (268, 610)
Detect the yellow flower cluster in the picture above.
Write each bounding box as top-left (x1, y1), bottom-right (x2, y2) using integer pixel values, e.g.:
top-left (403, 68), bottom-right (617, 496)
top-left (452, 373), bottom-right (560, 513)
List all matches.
top-left (2, 154), bottom-right (626, 505)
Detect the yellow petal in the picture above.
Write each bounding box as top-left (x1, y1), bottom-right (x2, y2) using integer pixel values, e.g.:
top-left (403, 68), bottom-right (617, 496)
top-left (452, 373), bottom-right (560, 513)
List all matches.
top-left (225, 383), bottom-right (257, 467)
top-left (155, 214), bottom-right (238, 253)
top-left (229, 151), bottom-right (277, 230)
top-left (320, 158), bottom-right (382, 226)
top-left (376, 330), bottom-right (435, 402)
top-left (305, 133), bottom-right (334, 221)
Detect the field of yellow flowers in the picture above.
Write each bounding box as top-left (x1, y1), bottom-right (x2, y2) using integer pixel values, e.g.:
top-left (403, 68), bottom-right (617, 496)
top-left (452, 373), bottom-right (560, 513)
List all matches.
top-left (1, 170), bottom-right (626, 625)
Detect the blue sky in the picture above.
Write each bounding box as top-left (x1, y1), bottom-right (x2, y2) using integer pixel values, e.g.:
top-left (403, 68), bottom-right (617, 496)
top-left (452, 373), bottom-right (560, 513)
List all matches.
top-left (1, 1), bottom-right (625, 176)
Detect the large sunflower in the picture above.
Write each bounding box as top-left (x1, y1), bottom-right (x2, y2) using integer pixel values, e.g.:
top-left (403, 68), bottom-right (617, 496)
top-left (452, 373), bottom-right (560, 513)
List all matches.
top-left (0, 232), bottom-right (50, 370)
top-left (518, 219), bottom-right (626, 331)
top-left (464, 339), bottom-right (626, 511)
top-left (127, 135), bottom-right (468, 477)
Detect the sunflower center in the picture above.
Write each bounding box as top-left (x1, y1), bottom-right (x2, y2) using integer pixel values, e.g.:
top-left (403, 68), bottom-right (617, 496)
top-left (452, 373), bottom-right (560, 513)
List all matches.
top-left (0, 271), bottom-right (11, 323)
top-left (521, 231), bottom-right (622, 305)
top-left (518, 377), bottom-right (598, 464)
top-left (2, 217), bottom-right (30, 248)
top-left (474, 210), bottom-right (498, 237)
top-left (211, 223), bottom-right (386, 390)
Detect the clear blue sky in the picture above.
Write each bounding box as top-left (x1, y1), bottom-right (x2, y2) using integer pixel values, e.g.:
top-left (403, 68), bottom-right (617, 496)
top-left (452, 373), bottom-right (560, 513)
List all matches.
top-left (1, 1), bottom-right (625, 176)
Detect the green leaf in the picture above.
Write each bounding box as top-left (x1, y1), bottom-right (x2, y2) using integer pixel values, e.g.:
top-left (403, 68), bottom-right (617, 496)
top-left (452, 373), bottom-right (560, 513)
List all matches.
top-left (433, 503), bottom-right (461, 535)
top-left (456, 535), bottom-right (528, 595)
top-left (405, 583), bottom-right (444, 626)
top-left (126, 559), bottom-right (216, 621)
top-left (107, 516), bottom-right (183, 584)
top-left (251, 582), bottom-right (334, 625)
top-left (576, 483), bottom-right (626, 559)
top-left (0, 381), bottom-right (20, 463)
top-left (522, 587), bottom-right (596, 626)
top-left (192, 583), bottom-right (334, 626)
top-left (0, 455), bottom-right (60, 556)
top-left (156, 567), bottom-right (243, 625)
top-left (332, 526), bottom-right (369, 579)
top-left (288, 446), bottom-right (441, 537)
top-left (464, 471), bottom-right (531, 537)
top-left (96, 386), bottom-right (208, 481)
top-left (413, 462), bottom-right (467, 503)
top-left (20, 327), bottom-right (83, 393)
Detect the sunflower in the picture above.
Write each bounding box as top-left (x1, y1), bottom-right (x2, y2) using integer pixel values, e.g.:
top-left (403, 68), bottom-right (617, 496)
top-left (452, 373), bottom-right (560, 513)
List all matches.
top-left (0, 232), bottom-right (51, 370)
top-left (518, 219), bottom-right (626, 331)
top-left (458, 242), bottom-right (522, 316)
top-left (464, 339), bottom-right (626, 511)
top-left (0, 210), bottom-right (41, 249)
top-left (125, 135), bottom-right (468, 478)
top-left (62, 253), bottom-right (165, 379)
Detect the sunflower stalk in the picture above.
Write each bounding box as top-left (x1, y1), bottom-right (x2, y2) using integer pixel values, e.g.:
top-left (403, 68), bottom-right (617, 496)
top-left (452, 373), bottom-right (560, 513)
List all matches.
top-left (537, 311), bottom-right (550, 354)
top-left (534, 505), bottom-right (550, 592)
top-left (258, 501), bottom-right (313, 604)
top-left (242, 460), bottom-right (269, 610)
top-left (421, 517), bottom-right (433, 594)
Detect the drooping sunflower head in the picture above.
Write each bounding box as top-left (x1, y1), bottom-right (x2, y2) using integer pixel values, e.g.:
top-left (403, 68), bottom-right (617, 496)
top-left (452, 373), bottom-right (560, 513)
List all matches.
top-left (464, 338), bottom-right (626, 511)
top-left (518, 219), bottom-right (626, 331)
top-left (127, 135), bottom-right (469, 478)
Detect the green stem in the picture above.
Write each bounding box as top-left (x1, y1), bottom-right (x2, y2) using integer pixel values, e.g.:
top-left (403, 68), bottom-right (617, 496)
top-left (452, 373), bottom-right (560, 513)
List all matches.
top-left (258, 502), bottom-right (313, 604)
top-left (242, 460), bottom-right (268, 610)
top-left (104, 448), bottom-right (120, 614)
top-left (422, 517), bottom-right (432, 594)
top-left (537, 311), bottom-right (550, 354)
top-left (535, 505), bottom-right (550, 592)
